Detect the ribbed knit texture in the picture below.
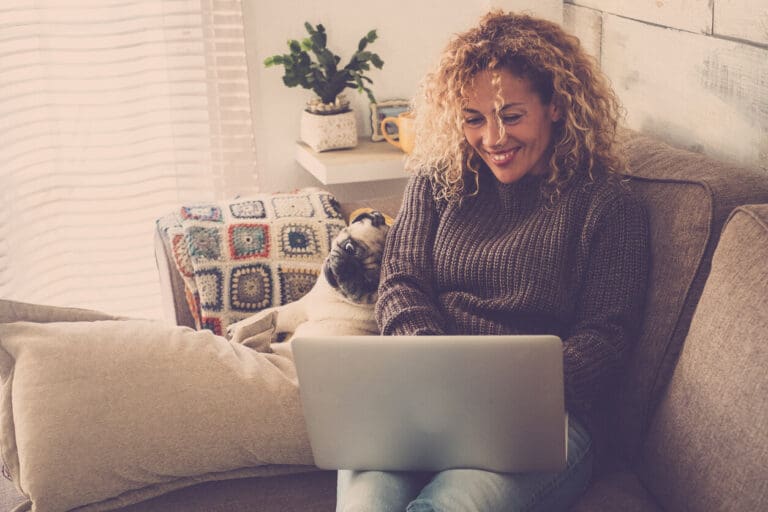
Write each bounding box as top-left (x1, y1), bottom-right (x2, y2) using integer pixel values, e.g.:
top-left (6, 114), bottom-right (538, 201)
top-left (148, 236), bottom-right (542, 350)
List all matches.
top-left (375, 169), bottom-right (650, 412)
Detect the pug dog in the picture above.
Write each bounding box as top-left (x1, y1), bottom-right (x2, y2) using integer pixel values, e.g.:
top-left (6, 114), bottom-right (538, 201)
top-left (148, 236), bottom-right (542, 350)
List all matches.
top-left (226, 209), bottom-right (391, 351)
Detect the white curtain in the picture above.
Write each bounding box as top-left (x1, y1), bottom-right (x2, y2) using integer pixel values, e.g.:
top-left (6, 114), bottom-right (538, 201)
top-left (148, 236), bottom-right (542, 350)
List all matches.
top-left (0, 0), bottom-right (258, 319)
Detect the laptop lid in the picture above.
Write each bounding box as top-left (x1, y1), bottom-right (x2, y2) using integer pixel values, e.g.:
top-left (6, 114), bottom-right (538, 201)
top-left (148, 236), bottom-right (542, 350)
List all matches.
top-left (292, 335), bottom-right (567, 473)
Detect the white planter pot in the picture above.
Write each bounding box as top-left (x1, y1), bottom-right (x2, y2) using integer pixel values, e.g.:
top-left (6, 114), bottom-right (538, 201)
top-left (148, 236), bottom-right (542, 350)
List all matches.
top-left (300, 110), bottom-right (358, 152)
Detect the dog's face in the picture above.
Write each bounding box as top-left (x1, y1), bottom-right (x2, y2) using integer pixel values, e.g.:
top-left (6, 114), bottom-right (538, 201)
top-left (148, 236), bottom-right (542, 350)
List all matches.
top-left (324, 211), bottom-right (390, 304)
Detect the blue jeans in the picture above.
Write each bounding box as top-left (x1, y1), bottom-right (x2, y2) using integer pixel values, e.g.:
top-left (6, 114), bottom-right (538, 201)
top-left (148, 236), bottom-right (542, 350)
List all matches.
top-left (336, 417), bottom-right (593, 512)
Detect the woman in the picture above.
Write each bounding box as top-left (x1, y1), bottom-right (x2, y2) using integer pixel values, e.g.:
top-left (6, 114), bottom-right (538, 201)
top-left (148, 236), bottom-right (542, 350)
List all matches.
top-left (338, 10), bottom-right (649, 512)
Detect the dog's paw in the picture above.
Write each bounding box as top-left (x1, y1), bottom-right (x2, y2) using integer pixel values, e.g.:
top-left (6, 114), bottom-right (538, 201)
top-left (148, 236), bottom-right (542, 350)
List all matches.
top-left (228, 309), bottom-right (279, 352)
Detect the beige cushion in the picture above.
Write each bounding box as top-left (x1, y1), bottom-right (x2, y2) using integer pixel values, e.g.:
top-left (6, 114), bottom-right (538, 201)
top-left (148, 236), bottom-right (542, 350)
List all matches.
top-left (640, 205), bottom-right (768, 511)
top-left (0, 318), bottom-right (314, 512)
top-left (594, 132), bottom-right (768, 462)
top-left (0, 299), bottom-right (121, 324)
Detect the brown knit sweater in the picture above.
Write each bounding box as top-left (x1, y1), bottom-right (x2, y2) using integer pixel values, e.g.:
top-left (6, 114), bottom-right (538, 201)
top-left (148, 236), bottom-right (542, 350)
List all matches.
top-left (375, 169), bottom-right (650, 412)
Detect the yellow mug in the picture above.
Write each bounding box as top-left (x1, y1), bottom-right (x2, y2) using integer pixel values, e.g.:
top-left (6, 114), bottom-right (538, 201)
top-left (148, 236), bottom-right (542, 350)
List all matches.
top-left (381, 112), bottom-right (416, 154)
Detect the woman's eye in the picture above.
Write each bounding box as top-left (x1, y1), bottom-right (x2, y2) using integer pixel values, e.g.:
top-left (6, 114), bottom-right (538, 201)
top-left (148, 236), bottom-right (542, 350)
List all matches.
top-left (502, 114), bottom-right (522, 124)
top-left (463, 117), bottom-right (484, 127)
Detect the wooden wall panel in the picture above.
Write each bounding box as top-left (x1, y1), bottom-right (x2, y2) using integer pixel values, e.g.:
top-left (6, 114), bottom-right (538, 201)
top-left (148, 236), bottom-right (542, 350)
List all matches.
top-left (714, 0), bottom-right (768, 46)
top-left (568, 0), bottom-right (712, 34)
top-left (602, 14), bottom-right (768, 171)
top-left (564, 3), bottom-right (603, 61)
top-left (491, 0), bottom-right (564, 24)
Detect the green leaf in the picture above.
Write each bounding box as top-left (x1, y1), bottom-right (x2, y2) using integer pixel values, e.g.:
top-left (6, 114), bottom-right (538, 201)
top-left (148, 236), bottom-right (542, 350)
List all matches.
top-left (264, 54), bottom-right (289, 67)
top-left (283, 75), bottom-right (300, 87)
top-left (312, 30), bottom-right (327, 49)
top-left (267, 23), bottom-right (382, 101)
top-left (318, 50), bottom-right (336, 72)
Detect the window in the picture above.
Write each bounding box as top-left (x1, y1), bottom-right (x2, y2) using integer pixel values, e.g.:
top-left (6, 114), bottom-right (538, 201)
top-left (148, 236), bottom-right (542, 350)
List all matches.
top-left (0, 0), bottom-right (257, 319)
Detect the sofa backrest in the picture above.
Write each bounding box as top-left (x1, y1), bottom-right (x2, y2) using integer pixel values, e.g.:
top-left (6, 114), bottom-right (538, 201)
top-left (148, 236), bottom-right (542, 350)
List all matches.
top-left (153, 131), bottom-right (767, 471)
top-left (339, 133), bottom-right (768, 469)
top-left (595, 132), bottom-right (768, 464)
top-left (639, 204), bottom-right (768, 512)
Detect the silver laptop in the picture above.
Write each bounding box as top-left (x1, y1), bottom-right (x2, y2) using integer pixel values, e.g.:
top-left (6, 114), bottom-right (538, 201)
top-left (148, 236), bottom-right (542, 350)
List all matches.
top-left (291, 335), bottom-right (567, 473)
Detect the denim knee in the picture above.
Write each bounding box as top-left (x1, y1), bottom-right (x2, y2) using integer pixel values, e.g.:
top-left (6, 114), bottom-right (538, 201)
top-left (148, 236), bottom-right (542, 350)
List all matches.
top-left (337, 470), bottom-right (431, 512)
top-left (404, 418), bottom-right (594, 512)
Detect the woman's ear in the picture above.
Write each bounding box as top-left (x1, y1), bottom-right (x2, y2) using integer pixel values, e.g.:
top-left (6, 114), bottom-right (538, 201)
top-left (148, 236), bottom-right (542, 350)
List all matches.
top-left (548, 102), bottom-right (561, 123)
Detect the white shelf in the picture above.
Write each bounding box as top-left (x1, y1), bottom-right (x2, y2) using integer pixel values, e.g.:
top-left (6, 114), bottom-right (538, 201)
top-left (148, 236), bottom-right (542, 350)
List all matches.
top-left (295, 138), bottom-right (408, 185)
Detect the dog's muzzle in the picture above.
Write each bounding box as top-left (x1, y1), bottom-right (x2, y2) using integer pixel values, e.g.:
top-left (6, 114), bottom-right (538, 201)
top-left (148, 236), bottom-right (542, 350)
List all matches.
top-left (323, 259), bottom-right (338, 289)
top-left (324, 242), bottom-right (381, 304)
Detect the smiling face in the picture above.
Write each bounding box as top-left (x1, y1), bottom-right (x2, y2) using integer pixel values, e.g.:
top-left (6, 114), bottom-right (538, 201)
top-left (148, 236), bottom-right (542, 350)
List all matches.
top-left (462, 69), bottom-right (560, 184)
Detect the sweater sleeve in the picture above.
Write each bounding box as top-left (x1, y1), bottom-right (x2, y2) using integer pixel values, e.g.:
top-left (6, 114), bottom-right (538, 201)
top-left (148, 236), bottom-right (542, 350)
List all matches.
top-left (375, 175), bottom-right (448, 335)
top-left (563, 187), bottom-right (650, 413)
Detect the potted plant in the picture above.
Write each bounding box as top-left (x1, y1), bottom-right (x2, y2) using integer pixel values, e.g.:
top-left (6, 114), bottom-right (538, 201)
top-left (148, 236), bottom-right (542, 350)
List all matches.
top-left (265, 22), bottom-right (384, 152)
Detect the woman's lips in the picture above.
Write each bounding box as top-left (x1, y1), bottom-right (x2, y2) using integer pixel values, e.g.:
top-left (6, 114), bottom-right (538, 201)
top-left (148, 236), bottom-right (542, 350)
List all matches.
top-left (486, 147), bottom-right (519, 166)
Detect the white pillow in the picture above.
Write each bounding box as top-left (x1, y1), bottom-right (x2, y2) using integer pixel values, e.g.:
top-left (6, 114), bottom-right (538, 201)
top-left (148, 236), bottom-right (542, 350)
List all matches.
top-left (0, 319), bottom-right (313, 512)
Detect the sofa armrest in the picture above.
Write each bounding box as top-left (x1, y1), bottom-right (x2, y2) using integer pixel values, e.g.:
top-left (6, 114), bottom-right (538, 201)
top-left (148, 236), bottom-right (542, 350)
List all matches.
top-left (154, 225), bottom-right (196, 328)
top-left (640, 204), bottom-right (768, 512)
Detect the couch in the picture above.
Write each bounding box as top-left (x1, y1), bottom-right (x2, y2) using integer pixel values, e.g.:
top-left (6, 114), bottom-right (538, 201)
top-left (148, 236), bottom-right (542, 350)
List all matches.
top-left (1, 130), bottom-right (766, 511)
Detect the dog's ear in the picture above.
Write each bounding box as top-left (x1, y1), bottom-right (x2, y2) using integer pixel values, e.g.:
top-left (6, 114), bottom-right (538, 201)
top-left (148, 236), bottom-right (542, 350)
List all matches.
top-left (349, 207), bottom-right (394, 226)
top-left (349, 207), bottom-right (376, 225)
top-left (356, 211), bottom-right (384, 227)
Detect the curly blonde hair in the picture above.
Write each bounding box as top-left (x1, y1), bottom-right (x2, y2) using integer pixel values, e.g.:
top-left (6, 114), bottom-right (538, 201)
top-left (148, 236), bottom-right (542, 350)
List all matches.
top-left (408, 10), bottom-right (625, 203)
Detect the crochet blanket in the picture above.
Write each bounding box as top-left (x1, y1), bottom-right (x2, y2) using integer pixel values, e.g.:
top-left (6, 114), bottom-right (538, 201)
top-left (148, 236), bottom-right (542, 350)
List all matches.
top-left (158, 188), bottom-right (346, 335)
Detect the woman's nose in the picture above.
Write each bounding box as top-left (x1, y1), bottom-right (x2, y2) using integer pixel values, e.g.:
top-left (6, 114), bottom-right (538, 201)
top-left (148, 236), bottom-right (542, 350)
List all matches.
top-left (482, 118), bottom-right (505, 147)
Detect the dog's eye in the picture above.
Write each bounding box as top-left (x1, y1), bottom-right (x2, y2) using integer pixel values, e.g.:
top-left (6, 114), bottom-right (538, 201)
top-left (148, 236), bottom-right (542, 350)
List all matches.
top-left (343, 240), bottom-right (356, 255)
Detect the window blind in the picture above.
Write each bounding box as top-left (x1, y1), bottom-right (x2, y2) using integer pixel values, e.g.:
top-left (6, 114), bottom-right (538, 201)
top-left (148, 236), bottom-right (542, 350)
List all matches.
top-left (0, 0), bottom-right (258, 319)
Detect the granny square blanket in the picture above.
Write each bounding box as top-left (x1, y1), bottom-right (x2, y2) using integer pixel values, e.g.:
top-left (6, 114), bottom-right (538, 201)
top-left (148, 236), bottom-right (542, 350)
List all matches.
top-left (158, 188), bottom-right (346, 335)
